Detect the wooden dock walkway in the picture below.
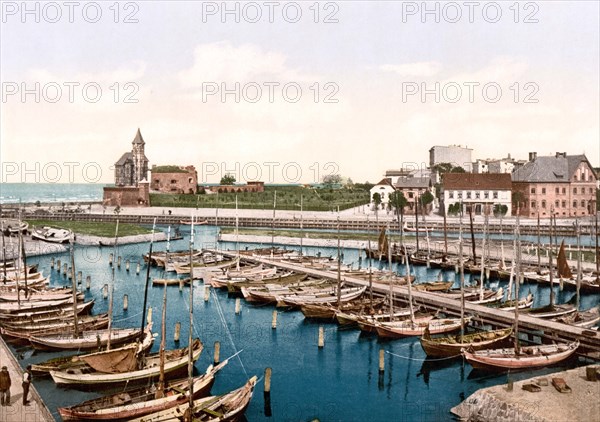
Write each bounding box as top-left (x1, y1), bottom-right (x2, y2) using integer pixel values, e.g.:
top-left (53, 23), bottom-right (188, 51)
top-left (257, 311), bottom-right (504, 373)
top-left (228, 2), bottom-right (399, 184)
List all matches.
top-left (209, 250), bottom-right (600, 358)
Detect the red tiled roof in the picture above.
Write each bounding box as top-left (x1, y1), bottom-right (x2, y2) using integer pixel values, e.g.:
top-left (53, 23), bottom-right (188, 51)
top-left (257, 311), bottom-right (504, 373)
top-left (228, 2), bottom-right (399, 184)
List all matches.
top-left (442, 173), bottom-right (512, 190)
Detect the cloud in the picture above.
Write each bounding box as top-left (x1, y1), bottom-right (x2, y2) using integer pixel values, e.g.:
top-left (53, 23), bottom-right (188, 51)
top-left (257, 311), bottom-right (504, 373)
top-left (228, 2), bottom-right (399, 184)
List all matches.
top-left (379, 62), bottom-right (442, 78)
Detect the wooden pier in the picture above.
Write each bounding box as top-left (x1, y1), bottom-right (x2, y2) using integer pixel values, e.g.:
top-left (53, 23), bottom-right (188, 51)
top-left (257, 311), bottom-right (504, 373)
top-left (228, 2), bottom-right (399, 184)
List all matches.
top-left (209, 250), bottom-right (600, 358)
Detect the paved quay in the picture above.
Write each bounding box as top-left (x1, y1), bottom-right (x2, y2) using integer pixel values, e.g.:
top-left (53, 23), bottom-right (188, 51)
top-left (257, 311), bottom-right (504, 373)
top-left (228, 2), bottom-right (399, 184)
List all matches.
top-left (0, 337), bottom-right (54, 422)
top-left (451, 365), bottom-right (600, 421)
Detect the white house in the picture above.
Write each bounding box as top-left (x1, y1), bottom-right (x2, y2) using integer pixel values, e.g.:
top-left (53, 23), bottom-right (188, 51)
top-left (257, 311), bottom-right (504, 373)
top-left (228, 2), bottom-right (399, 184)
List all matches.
top-left (370, 178), bottom-right (396, 210)
top-left (442, 173), bottom-right (513, 216)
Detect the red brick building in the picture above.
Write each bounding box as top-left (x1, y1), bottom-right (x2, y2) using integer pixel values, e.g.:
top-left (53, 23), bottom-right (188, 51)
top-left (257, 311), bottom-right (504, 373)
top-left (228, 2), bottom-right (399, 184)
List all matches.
top-left (151, 165), bottom-right (198, 194)
top-left (103, 180), bottom-right (149, 207)
top-left (512, 152), bottom-right (597, 218)
top-left (205, 181), bottom-right (265, 193)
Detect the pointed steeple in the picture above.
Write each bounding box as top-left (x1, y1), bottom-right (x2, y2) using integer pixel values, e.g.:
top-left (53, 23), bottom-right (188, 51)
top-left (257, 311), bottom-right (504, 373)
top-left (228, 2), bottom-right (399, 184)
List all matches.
top-left (132, 128), bottom-right (145, 145)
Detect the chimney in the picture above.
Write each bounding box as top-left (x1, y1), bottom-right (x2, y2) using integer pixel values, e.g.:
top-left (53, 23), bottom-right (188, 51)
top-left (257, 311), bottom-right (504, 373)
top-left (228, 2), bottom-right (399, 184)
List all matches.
top-left (555, 152), bottom-right (567, 158)
top-left (528, 152), bottom-right (537, 162)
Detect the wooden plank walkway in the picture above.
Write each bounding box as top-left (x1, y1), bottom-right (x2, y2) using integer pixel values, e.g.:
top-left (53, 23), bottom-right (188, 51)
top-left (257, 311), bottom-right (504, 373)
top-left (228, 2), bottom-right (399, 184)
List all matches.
top-left (209, 249), bottom-right (600, 356)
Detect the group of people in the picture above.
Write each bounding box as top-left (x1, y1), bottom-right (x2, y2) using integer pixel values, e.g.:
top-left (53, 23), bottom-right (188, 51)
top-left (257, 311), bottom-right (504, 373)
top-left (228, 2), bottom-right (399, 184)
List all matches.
top-left (0, 365), bottom-right (32, 407)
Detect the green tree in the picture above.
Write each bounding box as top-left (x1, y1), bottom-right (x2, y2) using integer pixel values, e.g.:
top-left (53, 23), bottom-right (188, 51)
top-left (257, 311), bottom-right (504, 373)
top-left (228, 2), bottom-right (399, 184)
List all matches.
top-left (220, 174), bottom-right (236, 185)
top-left (494, 204), bottom-right (508, 217)
top-left (512, 190), bottom-right (525, 211)
top-left (322, 174), bottom-right (343, 188)
top-left (388, 191), bottom-right (408, 214)
top-left (372, 192), bottom-right (382, 210)
top-left (419, 190), bottom-right (434, 215)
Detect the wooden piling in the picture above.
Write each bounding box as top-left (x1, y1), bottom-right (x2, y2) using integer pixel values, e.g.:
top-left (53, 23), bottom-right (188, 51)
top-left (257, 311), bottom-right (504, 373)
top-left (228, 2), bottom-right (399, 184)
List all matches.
top-left (213, 341), bottom-right (220, 364)
top-left (235, 298), bottom-right (241, 315)
top-left (136, 262), bottom-right (140, 274)
top-left (56, 259), bottom-right (61, 271)
top-left (50, 257), bottom-right (55, 269)
top-left (67, 268), bottom-right (72, 279)
top-left (85, 275), bottom-right (91, 290)
top-left (379, 349), bottom-right (385, 373)
top-left (102, 284), bottom-right (108, 299)
top-left (174, 321), bottom-right (181, 342)
top-left (147, 307), bottom-right (152, 325)
top-left (271, 310), bottom-right (278, 329)
top-left (63, 263), bottom-right (68, 275)
top-left (123, 294), bottom-right (128, 311)
top-left (318, 326), bottom-right (324, 348)
top-left (179, 280), bottom-right (184, 292)
top-left (204, 285), bottom-right (210, 301)
top-left (117, 256), bottom-right (122, 268)
top-left (77, 271), bottom-right (82, 284)
top-left (108, 253), bottom-right (113, 266)
top-left (125, 259), bottom-right (130, 271)
top-left (264, 367), bottom-right (272, 393)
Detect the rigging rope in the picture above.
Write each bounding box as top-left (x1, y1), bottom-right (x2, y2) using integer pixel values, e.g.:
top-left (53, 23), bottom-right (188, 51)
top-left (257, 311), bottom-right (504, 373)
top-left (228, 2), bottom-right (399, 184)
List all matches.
top-left (211, 286), bottom-right (249, 378)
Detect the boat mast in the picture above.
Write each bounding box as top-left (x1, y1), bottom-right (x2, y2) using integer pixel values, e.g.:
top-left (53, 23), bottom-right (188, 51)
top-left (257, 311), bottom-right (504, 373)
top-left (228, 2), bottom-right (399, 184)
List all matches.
top-left (499, 213), bottom-right (505, 269)
top-left (415, 192), bottom-right (420, 252)
top-left (187, 216), bottom-right (195, 415)
top-left (215, 193), bottom-right (219, 250)
top-left (478, 214), bottom-right (487, 301)
top-left (366, 216), bottom-right (373, 306)
top-left (513, 212), bottom-right (522, 355)
top-left (387, 225), bottom-right (394, 321)
top-left (271, 190), bottom-right (276, 258)
top-left (69, 238), bottom-right (79, 338)
top-left (596, 210), bottom-right (599, 284)
top-left (402, 223), bottom-right (415, 325)
top-left (140, 218), bottom-right (157, 342)
top-left (235, 196), bottom-right (240, 270)
top-left (575, 218), bottom-right (582, 311)
top-left (536, 210), bottom-right (541, 274)
top-left (336, 215), bottom-right (341, 308)
top-left (442, 210), bottom-right (448, 257)
top-left (157, 226), bottom-right (171, 398)
top-left (15, 229), bottom-right (22, 308)
top-left (107, 220), bottom-right (120, 350)
top-left (0, 220), bottom-right (7, 281)
top-left (459, 210), bottom-right (465, 341)
top-left (548, 211), bottom-right (555, 307)
top-left (468, 206), bottom-right (476, 265)
top-left (18, 224), bottom-right (29, 298)
top-left (299, 195), bottom-right (303, 256)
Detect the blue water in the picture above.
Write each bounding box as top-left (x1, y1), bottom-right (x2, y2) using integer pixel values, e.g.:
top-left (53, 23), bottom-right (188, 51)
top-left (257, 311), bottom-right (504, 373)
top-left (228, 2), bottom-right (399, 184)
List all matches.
top-left (0, 183), bottom-right (105, 204)
top-left (8, 226), bottom-right (600, 421)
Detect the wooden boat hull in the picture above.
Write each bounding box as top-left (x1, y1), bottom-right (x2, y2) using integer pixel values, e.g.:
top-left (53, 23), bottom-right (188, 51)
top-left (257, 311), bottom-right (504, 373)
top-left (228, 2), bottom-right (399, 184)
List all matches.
top-left (30, 327), bottom-right (142, 351)
top-left (50, 339), bottom-right (203, 387)
top-left (462, 341), bottom-right (579, 370)
top-left (376, 317), bottom-right (467, 339)
top-left (58, 365), bottom-right (218, 421)
top-left (419, 327), bottom-right (513, 358)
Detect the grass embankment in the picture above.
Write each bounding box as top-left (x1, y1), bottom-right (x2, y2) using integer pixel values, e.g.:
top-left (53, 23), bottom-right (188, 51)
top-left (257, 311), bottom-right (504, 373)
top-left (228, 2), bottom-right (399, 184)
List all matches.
top-left (150, 186), bottom-right (369, 211)
top-left (26, 220), bottom-right (152, 237)
top-left (221, 227), bottom-right (416, 242)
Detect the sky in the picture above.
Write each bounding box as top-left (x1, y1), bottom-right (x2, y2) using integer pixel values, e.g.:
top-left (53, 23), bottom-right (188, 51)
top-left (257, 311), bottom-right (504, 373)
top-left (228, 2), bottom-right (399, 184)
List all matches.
top-left (1, 1), bottom-right (599, 184)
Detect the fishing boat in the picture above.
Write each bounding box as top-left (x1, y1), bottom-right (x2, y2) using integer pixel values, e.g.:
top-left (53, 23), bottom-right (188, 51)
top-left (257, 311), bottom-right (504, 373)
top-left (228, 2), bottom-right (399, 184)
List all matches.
top-left (29, 327), bottom-right (143, 351)
top-left (462, 341), bottom-right (580, 370)
top-left (31, 226), bottom-right (73, 243)
top-left (413, 281), bottom-right (453, 292)
top-left (179, 219), bottom-right (208, 225)
top-left (57, 361), bottom-right (227, 421)
top-left (0, 313), bottom-right (110, 340)
top-left (152, 277), bottom-right (191, 286)
top-left (50, 338), bottom-right (203, 387)
top-left (553, 307), bottom-right (600, 329)
top-left (375, 315), bottom-right (469, 339)
top-left (300, 297), bottom-right (386, 321)
top-left (0, 299), bottom-right (95, 321)
top-left (127, 376), bottom-right (257, 422)
top-left (280, 285), bottom-right (367, 307)
top-left (225, 272), bottom-right (307, 293)
top-left (420, 327), bottom-right (513, 358)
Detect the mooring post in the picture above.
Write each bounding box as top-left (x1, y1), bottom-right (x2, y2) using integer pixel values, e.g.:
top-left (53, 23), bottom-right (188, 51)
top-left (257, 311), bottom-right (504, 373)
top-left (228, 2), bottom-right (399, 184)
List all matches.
top-left (235, 298), bottom-right (241, 315)
top-left (271, 310), bottom-right (278, 329)
top-left (213, 341), bottom-right (220, 364)
top-left (379, 349), bottom-right (385, 373)
top-left (123, 294), bottom-right (128, 311)
top-left (102, 283), bottom-right (108, 299)
top-left (85, 275), bottom-right (91, 290)
top-left (318, 326), bottom-right (324, 348)
top-left (125, 259), bottom-right (130, 271)
top-left (174, 321), bottom-right (181, 342)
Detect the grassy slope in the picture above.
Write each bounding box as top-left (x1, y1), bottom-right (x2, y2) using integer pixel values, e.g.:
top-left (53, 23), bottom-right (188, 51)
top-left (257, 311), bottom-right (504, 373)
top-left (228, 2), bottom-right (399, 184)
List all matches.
top-left (26, 220), bottom-right (152, 237)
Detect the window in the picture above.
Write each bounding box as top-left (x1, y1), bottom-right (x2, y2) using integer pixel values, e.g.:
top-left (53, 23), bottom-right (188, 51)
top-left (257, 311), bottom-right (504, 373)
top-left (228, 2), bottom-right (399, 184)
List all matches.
top-left (562, 187), bottom-right (566, 194)
top-left (573, 200), bottom-right (577, 208)
top-left (188, 177), bottom-right (193, 184)
top-left (408, 192), bottom-right (414, 199)
top-left (555, 187), bottom-right (559, 194)
top-left (475, 192), bottom-right (480, 199)
top-left (154, 179), bottom-right (159, 183)
top-left (448, 191), bottom-right (454, 199)
top-left (531, 201), bottom-right (536, 208)
top-left (170, 179), bottom-right (176, 183)
top-left (542, 188), bottom-right (546, 194)
top-left (590, 175), bottom-right (594, 181)
top-left (573, 188), bottom-right (577, 194)
top-left (493, 191), bottom-right (498, 199)
top-left (484, 191), bottom-right (489, 199)
top-left (562, 200), bottom-right (566, 208)
top-left (467, 192), bottom-right (472, 199)
top-left (458, 192), bottom-right (463, 199)
top-left (541, 200), bottom-right (546, 208)
top-left (581, 200), bottom-right (586, 208)
top-left (555, 200), bottom-right (559, 208)
top-left (531, 187), bottom-right (536, 194)
top-left (591, 188), bottom-right (594, 194)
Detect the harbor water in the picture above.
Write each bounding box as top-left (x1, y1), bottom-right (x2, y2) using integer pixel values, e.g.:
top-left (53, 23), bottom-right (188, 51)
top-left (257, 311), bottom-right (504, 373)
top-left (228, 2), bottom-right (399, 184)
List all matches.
top-left (7, 226), bottom-right (600, 421)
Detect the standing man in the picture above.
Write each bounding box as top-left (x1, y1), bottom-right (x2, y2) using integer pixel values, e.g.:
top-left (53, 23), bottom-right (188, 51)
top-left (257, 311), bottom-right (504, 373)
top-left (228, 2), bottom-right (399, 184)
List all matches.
top-left (22, 365), bottom-right (32, 406)
top-left (0, 366), bottom-right (10, 406)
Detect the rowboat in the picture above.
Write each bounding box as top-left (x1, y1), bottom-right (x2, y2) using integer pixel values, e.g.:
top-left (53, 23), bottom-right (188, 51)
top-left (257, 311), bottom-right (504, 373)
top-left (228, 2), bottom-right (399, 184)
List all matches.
top-left (419, 327), bottom-right (513, 358)
top-left (50, 338), bottom-right (203, 387)
top-left (0, 313), bottom-right (110, 339)
top-left (375, 316), bottom-right (469, 339)
top-left (152, 277), bottom-right (191, 286)
top-left (225, 272), bottom-right (307, 293)
top-left (58, 361), bottom-right (226, 421)
top-left (0, 299), bottom-right (95, 321)
top-left (31, 226), bottom-right (73, 243)
top-left (280, 285), bottom-right (367, 307)
top-left (462, 341), bottom-right (579, 370)
top-left (413, 281), bottom-right (453, 292)
top-left (553, 307), bottom-right (600, 329)
top-left (127, 376), bottom-right (257, 422)
top-left (29, 327), bottom-right (142, 351)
